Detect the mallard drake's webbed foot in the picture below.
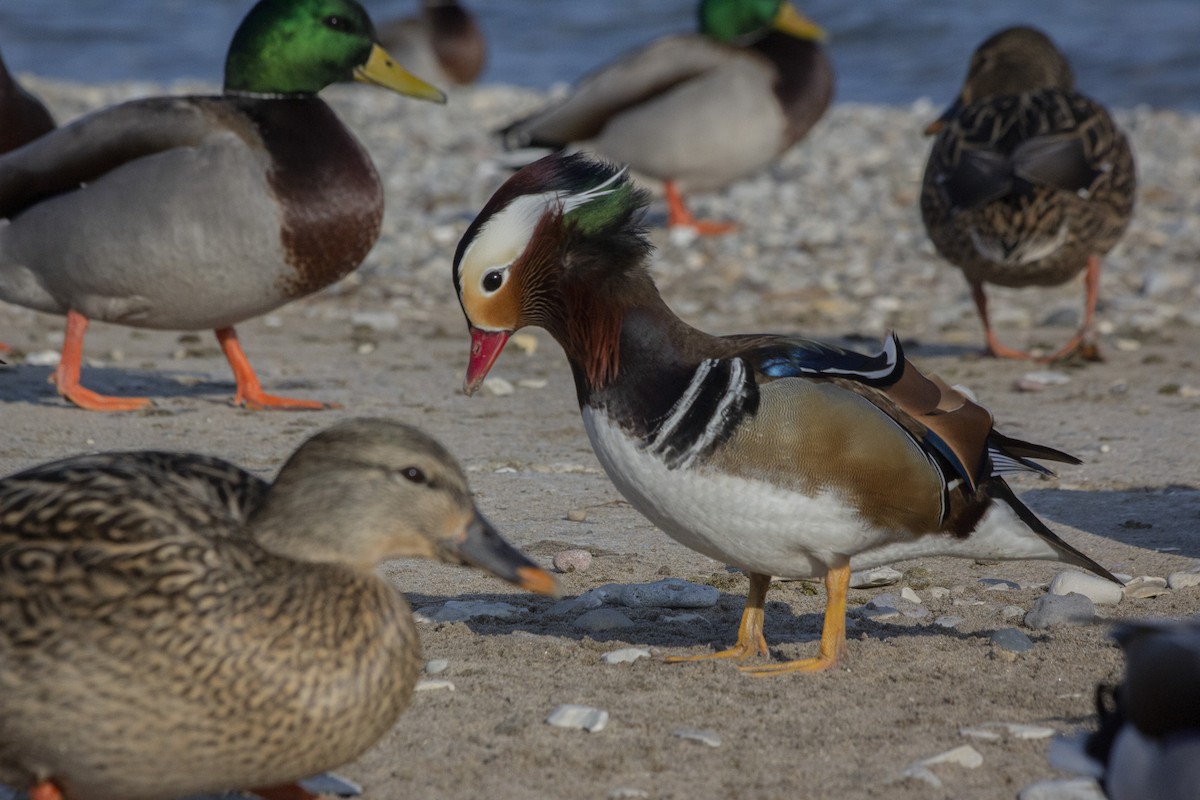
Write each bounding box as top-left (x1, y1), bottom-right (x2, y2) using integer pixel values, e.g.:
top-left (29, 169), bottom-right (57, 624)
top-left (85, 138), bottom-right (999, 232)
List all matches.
top-left (216, 327), bottom-right (338, 411)
top-left (665, 181), bottom-right (737, 236)
top-left (52, 310), bottom-right (152, 412)
top-left (740, 562), bottom-right (849, 677)
top-left (666, 572), bottom-right (769, 663)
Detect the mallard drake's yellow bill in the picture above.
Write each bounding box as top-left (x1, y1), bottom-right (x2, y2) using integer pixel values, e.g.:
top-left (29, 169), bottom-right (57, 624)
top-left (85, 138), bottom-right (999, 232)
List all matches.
top-left (354, 44), bottom-right (447, 104)
top-left (774, 3), bottom-right (826, 42)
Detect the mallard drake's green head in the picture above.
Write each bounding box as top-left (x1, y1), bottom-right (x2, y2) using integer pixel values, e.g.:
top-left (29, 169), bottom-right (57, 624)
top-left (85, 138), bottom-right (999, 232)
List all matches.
top-left (700, 0), bottom-right (826, 44)
top-left (453, 153), bottom-right (651, 394)
top-left (225, 0), bottom-right (446, 102)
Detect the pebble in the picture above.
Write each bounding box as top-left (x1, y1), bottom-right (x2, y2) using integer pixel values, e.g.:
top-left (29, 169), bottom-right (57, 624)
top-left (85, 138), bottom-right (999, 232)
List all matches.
top-left (961, 722), bottom-right (1056, 741)
top-left (482, 377), bottom-right (515, 396)
top-left (901, 744), bottom-right (983, 788)
top-left (849, 566), bottom-right (903, 588)
top-left (672, 728), bottom-right (722, 747)
top-left (991, 627), bottom-right (1035, 653)
top-left (1122, 575), bottom-right (1169, 599)
top-left (1168, 571), bottom-right (1200, 590)
top-left (546, 704), bottom-right (609, 733)
top-left (619, 578), bottom-right (719, 609)
top-left (1018, 778), bottom-right (1107, 800)
top-left (933, 615), bottom-right (963, 629)
top-left (900, 587), bottom-right (922, 603)
top-left (424, 658), bottom-right (449, 675)
top-left (415, 679), bottom-right (455, 692)
top-left (23, 350), bottom-right (60, 366)
top-left (349, 310), bottom-right (398, 331)
top-left (1015, 370), bottom-right (1071, 392)
top-left (422, 600), bottom-right (521, 623)
top-left (552, 548), bottom-right (592, 572)
top-left (1049, 571), bottom-right (1124, 606)
top-left (868, 593), bottom-right (928, 619)
top-left (1001, 605), bottom-right (1026, 621)
top-left (601, 647), bottom-right (651, 665)
top-left (573, 608), bottom-right (636, 631)
top-left (979, 578), bottom-right (1021, 591)
top-left (1024, 593), bottom-right (1095, 629)
top-left (928, 586), bottom-right (951, 600)
top-left (565, 508), bottom-right (589, 522)
top-left (297, 772), bottom-right (362, 797)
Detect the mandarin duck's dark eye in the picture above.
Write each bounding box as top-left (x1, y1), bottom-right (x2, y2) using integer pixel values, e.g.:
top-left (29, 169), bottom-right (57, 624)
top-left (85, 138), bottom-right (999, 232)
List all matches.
top-left (400, 467), bottom-right (426, 484)
top-left (482, 270), bottom-right (504, 293)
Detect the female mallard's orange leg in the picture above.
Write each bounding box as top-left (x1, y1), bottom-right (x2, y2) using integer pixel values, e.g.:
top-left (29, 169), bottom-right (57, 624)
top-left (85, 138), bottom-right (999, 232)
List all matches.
top-left (252, 784), bottom-right (319, 800)
top-left (30, 781), bottom-right (66, 800)
top-left (741, 561), bottom-right (850, 676)
top-left (215, 327), bottom-right (335, 411)
top-left (51, 309), bottom-right (152, 411)
top-left (664, 181), bottom-right (737, 236)
top-left (1041, 255), bottom-right (1103, 363)
top-left (970, 282), bottom-right (1034, 360)
top-left (666, 572), bottom-right (770, 663)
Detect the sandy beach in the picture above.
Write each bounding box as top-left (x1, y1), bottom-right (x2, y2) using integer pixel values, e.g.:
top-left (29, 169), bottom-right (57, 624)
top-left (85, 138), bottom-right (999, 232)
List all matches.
top-left (2, 77), bottom-right (1199, 799)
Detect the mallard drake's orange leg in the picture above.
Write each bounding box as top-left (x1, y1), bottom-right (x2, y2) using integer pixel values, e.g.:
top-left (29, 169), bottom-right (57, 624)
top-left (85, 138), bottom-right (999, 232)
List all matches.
top-left (30, 781), bottom-right (66, 800)
top-left (664, 180), bottom-right (737, 236)
top-left (252, 783), bottom-right (319, 800)
top-left (740, 560), bottom-right (850, 676)
top-left (51, 309), bottom-right (152, 412)
top-left (1040, 254), bottom-right (1104, 363)
top-left (215, 327), bottom-right (336, 411)
top-left (666, 571), bottom-right (770, 662)
top-left (970, 281), bottom-right (1034, 360)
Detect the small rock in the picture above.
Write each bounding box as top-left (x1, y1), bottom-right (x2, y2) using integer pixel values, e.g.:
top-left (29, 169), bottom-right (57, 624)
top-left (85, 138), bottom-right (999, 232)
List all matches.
top-left (991, 627), bottom-right (1035, 653)
top-left (573, 608), bottom-right (635, 631)
top-left (620, 578), bottom-right (719, 609)
top-left (1123, 575), bottom-right (1169, 599)
top-left (482, 377), bottom-right (515, 396)
top-left (1049, 571), bottom-right (1123, 605)
top-left (959, 727), bottom-right (1002, 741)
top-left (979, 578), bottom-right (1021, 591)
top-left (850, 566), bottom-right (902, 588)
top-left (962, 722), bottom-right (1055, 740)
top-left (923, 744), bottom-right (983, 768)
top-left (859, 605), bottom-right (901, 621)
top-left (565, 508), bottom-right (589, 523)
top-left (297, 772), bottom-right (362, 797)
top-left (601, 647), bottom-right (650, 665)
top-left (672, 728), bottom-right (722, 747)
top-left (546, 704), bottom-right (608, 733)
top-left (1015, 370), bottom-right (1071, 392)
top-left (1168, 571), bottom-right (1200, 590)
top-left (424, 659), bottom-right (449, 675)
top-left (350, 310), bottom-right (399, 331)
top-left (517, 378), bottom-right (548, 389)
top-left (928, 586), bottom-right (951, 600)
top-left (423, 600), bottom-right (521, 622)
top-left (1017, 777), bottom-right (1107, 800)
top-left (869, 592), bottom-right (928, 619)
top-left (933, 615), bottom-right (963, 629)
top-left (1024, 593), bottom-right (1095, 629)
top-left (24, 350), bottom-right (60, 366)
top-left (415, 679), bottom-right (455, 692)
top-left (552, 548), bottom-right (592, 572)
top-left (900, 587), bottom-right (922, 604)
top-left (1001, 605), bottom-right (1026, 621)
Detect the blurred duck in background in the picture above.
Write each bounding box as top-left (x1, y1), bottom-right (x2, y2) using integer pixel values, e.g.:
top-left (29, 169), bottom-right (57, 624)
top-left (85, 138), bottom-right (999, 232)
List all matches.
top-left (376, 0), bottom-right (487, 86)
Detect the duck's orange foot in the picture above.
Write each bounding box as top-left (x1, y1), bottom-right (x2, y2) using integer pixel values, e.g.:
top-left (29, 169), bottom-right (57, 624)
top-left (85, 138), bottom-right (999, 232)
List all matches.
top-left (56, 381), bottom-right (153, 412)
top-left (235, 389), bottom-right (340, 411)
top-left (216, 326), bottom-right (338, 411)
top-left (739, 651), bottom-right (842, 677)
top-left (664, 635), bottom-right (767, 664)
top-left (675, 219), bottom-right (738, 237)
top-left (30, 781), bottom-right (66, 800)
top-left (664, 180), bottom-right (737, 237)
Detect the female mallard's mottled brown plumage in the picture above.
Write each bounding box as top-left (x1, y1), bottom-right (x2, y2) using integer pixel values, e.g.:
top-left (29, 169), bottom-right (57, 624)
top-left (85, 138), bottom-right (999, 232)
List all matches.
top-left (0, 418), bottom-right (555, 800)
top-left (920, 26), bottom-right (1135, 361)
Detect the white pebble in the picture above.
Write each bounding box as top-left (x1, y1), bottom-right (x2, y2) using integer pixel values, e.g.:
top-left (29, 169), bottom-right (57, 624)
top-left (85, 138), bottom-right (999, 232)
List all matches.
top-left (553, 548), bottom-right (592, 572)
top-left (900, 587), bottom-right (922, 603)
top-left (601, 647), bottom-right (650, 665)
top-left (546, 704), bottom-right (609, 733)
top-left (565, 509), bottom-right (589, 523)
top-left (23, 350), bottom-right (60, 366)
top-left (1168, 571), bottom-right (1200, 590)
top-left (424, 659), bottom-right (449, 675)
top-left (415, 679), bottom-right (455, 692)
top-left (928, 586), bottom-right (951, 600)
top-left (1122, 575), bottom-right (1169, 599)
top-left (1049, 571), bottom-right (1124, 605)
top-left (483, 377), bottom-right (515, 396)
top-left (850, 566), bottom-right (902, 588)
top-left (922, 744), bottom-right (984, 768)
top-left (672, 728), bottom-right (722, 747)
top-left (1017, 778), bottom-right (1107, 800)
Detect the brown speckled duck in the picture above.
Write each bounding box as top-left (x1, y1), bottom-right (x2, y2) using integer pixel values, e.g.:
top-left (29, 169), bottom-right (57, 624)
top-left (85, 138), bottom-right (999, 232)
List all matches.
top-left (920, 26), bottom-right (1135, 361)
top-left (0, 418), bottom-right (556, 800)
top-left (0, 0), bottom-right (445, 411)
top-left (0, 47), bottom-right (54, 154)
top-left (376, 0), bottom-right (486, 87)
top-left (499, 0), bottom-right (832, 235)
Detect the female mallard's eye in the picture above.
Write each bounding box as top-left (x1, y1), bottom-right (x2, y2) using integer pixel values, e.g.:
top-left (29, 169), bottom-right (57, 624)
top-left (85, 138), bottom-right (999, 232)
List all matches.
top-left (482, 270), bottom-right (504, 293)
top-left (400, 467), bottom-right (426, 484)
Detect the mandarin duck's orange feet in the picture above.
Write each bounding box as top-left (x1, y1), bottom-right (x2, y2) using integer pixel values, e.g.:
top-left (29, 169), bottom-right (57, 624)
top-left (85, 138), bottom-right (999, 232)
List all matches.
top-left (664, 181), bottom-right (736, 236)
top-left (52, 309), bottom-right (152, 411)
top-left (30, 781), bottom-right (66, 800)
top-left (216, 327), bottom-right (337, 410)
top-left (252, 783), bottom-right (320, 800)
top-left (666, 573), bottom-right (770, 663)
top-left (740, 562), bottom-right (850, 677)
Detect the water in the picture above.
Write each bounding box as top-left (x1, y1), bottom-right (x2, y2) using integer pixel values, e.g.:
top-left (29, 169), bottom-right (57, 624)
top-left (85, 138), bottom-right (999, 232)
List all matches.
top-left (0, 0), bottom-right (1196, 110)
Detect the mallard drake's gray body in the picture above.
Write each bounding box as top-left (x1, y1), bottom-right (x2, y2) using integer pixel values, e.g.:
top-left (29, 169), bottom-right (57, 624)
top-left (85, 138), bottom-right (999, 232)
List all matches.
top-left (0, 418), bottom-right (555, 800)
top-left (0, 48), bottom-right (54, 154)
top-left (499, 0), bottom-right (832, 234)
top-left (0, 0), bottom-right (445, 411)
top-left (376, 0), bottom-right (486, 86)
top-left (920, 26), bottom-right (1135, 361)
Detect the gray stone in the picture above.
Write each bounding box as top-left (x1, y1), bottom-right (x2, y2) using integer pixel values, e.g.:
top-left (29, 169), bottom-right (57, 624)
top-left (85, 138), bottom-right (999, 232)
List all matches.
top-left (933, 615), bottom-right (963, 629)
top-left (423, 658), bottom-right (449, 675)
top-left (546, 704), bottom-right (608, 733)
top-left (1024, 593), bottom-right (1095, 629)
top-left (991, 627), bottom-right (1035, 653)
top-left (423, 600), bottom-right (521, 622)
top-left (1017, 778), bottom-right (1106, 800)
top-left (601, 647), bottom-right (650, 665)
top-left (619, 578), bottom-right (719, 609)
top-left (979, 578), bottom-right (1021, 591)
top-left (1168, 571), bottom-right (1200, 590)
top-left (1049, 571), bottom-right (1123, 605)
top-left (552, 549), bottom-right (593, 572)
top-left (573, 608), bottom-right (635, 632)
top-left (672, 728), bottom-right (722, 747)
top-left (297, 772), bottom-right (362, 797)
top-left (850, 566), bottom-right (903, 588)
top-left (1001, 604), bottom-right (1026, 621)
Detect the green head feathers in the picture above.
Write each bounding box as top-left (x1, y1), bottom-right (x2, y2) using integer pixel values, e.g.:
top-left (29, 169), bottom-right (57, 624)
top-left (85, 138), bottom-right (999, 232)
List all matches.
top-left (560, 164), bottom-right (648, 237)
top-left (700, 0), bottom-right (825, 44)
top-left (224, 0), bottom-right (377, 94)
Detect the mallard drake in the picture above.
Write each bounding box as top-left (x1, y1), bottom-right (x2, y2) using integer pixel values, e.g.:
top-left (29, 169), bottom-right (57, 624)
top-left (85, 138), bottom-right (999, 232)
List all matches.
top-left (920, 26), bottom-right (1136, 361)
top-left (376, 0), bottom-right (486, 87)
top-left (0, 417), bottom-right (557, 800)
top-left (498, 0), bottom-right (832, 235)
top-left (1081, 618), bottom-right (1200, 800)
top-left (453, 153), bottom-right (1117, 674)
top-left (0, 0), bottom-right (446, 412)
top-left (0, 47), bottom-right (55, 154)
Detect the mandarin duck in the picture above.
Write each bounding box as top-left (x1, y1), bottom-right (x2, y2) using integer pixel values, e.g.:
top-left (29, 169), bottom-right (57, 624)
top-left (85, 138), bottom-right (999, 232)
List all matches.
top-left (921, 26), bottom-right (1135, 362)
top-left (498, 0), bottom-right (832, 235)
top-left (0, 418), bottom-right (556, 800)
top-left (453, 152), bottom-right (1117, 675)
top-left (376, 0), bottom-right (486, 87)
top-left (0, 0), bottom-right (446, 411)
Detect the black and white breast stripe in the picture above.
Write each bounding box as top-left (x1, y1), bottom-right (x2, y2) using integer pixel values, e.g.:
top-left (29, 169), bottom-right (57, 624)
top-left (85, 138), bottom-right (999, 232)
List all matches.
top-left (645, 358), bottom-right (758, 470)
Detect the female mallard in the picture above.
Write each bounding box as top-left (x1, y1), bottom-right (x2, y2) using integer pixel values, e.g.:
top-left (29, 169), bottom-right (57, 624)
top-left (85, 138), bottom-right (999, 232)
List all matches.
top-left (376, 0), bottom-right (487, 87)
top-left (0, 46), bottom-right (54, 153)
top-left (499, 0), bottom-right (832, 235)
top-left (0, 418), bottom-right (556, 800)
top-left (0, 0), bottom-right (445, 411)
top-left (920, 26), bottom-right (1135, 361)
